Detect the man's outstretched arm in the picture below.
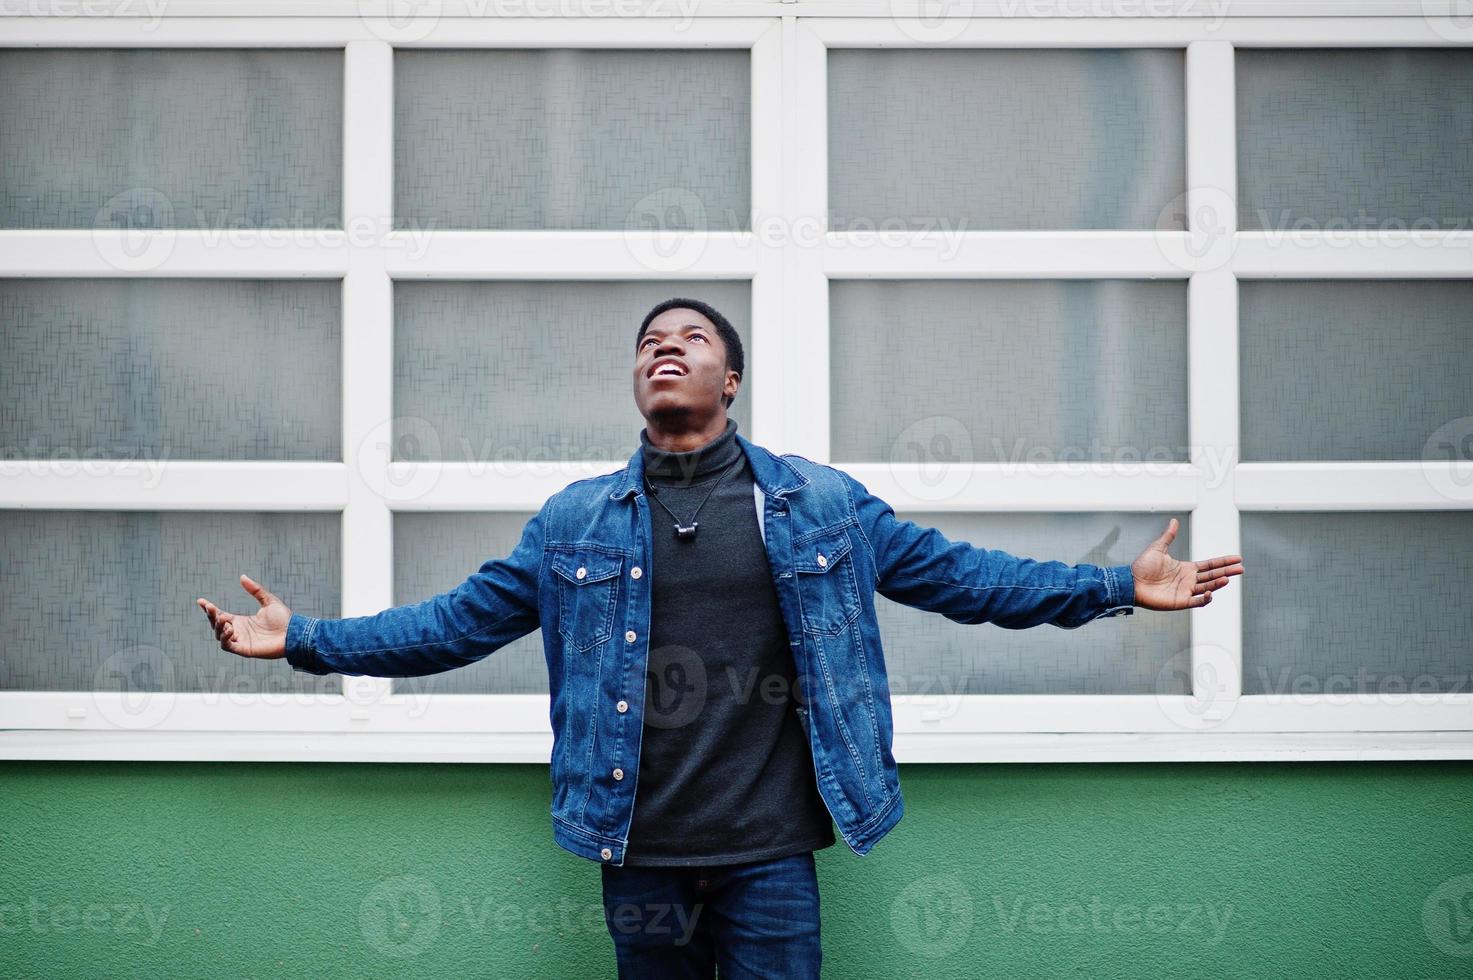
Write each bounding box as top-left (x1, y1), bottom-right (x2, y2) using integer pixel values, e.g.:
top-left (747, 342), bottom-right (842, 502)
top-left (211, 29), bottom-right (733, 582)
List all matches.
top-left (840, 471), bottom-right (1242, 630)
top-left (197, 499), bottom-right (551, 677)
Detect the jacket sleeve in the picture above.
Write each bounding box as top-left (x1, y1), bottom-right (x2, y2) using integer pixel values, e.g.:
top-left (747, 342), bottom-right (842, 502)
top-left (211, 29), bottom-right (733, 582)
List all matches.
top-left (283, 498), bottom-right (551, 677)
top-left (839, 470), bottom-right (1135, 630)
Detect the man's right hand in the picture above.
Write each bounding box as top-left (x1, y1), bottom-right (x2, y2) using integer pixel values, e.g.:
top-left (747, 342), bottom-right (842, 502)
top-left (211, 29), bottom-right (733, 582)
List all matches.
top-left (197, 574), bottom-right (292, 659)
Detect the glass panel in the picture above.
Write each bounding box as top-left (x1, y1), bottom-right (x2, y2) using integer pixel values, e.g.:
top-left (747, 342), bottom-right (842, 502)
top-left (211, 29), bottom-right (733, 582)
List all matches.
top-left (395, 49), bottom-right (749, 231)
top-left (830, 279), bottom-right (1188, 463)
top-left (828, 48), bottom-right (1185, 230)
top-left (393, 281), bottom-right (752, 463)
top-left (1237, 48), bottom-right (1473, 231)
top-left (0, 279), bottom-right (341, 462)
top-left (1241, 512), bottom-right (1473, 695)
top-left (0, 511), bottom-right (341, 696)
top-left (0, 49), bottom-right (342, 229)
top-left (1240, 279), bottom-right (1473, 462)
top-left (392, 512), bottom-right (546, 695)
top-left (876, 511), bottom-right (1191, 695)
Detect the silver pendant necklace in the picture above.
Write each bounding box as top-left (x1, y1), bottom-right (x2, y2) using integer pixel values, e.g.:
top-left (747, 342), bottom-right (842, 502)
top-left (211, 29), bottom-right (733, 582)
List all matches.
top-left (646, 456), bottom-right (742, 541)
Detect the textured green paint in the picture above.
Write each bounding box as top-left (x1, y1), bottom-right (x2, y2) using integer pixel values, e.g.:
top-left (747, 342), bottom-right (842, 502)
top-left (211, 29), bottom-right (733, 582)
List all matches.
top-left (3, 761), bottom-right (1471, 978)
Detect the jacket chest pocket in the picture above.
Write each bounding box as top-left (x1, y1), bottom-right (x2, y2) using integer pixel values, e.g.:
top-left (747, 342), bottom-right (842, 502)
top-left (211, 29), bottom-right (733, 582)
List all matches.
top-left (551, 549), bottom-right (624, 652)
top-left (793, 525), bottom-right (863, 635)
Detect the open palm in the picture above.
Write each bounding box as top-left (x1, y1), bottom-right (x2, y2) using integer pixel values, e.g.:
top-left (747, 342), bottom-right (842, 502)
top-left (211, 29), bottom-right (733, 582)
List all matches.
top-left (1130, 518), bottom-right (1244, 611)
top-left (196, 574), bottom-right (292, 659)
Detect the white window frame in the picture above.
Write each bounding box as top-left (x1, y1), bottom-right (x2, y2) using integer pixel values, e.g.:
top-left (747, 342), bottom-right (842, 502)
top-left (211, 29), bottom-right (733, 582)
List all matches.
top-left (2, 3), bottom-right (1471, 762)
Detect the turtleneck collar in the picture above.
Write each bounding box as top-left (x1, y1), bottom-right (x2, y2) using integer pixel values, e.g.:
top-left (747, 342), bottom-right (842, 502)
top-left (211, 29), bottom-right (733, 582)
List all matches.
top-left (640, 417), bottom-right (742, 486)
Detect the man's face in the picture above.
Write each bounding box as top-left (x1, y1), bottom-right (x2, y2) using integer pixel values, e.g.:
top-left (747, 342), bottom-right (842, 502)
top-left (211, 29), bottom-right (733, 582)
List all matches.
top-left (633, 308), bottom-right (739, 422)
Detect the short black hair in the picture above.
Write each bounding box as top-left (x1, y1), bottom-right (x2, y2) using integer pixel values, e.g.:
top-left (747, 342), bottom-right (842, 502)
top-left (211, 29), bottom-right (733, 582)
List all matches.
top-left (636, 297), bottom-right (745, 409)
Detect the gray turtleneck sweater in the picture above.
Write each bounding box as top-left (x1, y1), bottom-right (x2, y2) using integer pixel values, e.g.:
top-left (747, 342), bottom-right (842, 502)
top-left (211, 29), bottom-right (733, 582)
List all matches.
top-left (622, 417), bottom-right (835, 866)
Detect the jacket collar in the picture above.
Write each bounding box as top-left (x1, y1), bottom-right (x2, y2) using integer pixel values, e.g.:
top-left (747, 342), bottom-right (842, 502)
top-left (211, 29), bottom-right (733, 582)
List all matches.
top-left (608, 430), bottom-right (809, 501)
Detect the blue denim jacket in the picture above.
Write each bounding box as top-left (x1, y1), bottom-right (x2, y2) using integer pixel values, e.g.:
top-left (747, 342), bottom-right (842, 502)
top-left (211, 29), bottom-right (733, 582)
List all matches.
top-left (284, 432), bottom-right (1135, 865)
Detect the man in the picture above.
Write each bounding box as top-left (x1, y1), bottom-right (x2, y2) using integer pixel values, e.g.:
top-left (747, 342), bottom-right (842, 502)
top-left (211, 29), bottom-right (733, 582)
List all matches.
top-left (197, 297), bottom-right (1244, 978)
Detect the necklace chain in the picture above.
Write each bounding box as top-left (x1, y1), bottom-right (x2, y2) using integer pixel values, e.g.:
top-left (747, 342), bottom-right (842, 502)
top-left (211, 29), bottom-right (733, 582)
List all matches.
top-left (646, 456), bottom-right (742, 540)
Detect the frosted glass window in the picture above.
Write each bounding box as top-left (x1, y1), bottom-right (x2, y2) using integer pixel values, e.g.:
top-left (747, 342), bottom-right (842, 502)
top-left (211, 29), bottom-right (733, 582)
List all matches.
top-left (1241, 512), bottom-right (1473, 695)
top-left (395, 49), bottom-right (749, 230)
top-left (1238, 48), bottom-right (1473, 231)
top-left (1240, 280), bottom-right (1473, 462)
top-left (1, 279), bottom-right (341, 462)
top-left (0, 49), bottom-right (342, 229)
top-left (876, 511), bottom-right (1190, 695)
top-left (393, 513), bottom-right (546, 695)
top-left (830, 280), bottom-right (1188, 463)
top-left (828, 49), bottom-right (1185, 230)
top-left (0, 511), bottom-right (341, 695)
top-left (393, 281), bottom-right (752, 463)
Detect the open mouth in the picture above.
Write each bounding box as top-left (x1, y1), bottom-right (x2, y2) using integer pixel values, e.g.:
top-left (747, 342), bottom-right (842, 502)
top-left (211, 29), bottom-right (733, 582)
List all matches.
top-left (648, 359), bottom-right (688, 379)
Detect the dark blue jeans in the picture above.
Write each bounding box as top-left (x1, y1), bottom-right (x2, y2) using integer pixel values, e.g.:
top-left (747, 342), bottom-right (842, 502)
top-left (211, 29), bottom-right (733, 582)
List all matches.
top-left (599, 850), bottom-right (822, 978)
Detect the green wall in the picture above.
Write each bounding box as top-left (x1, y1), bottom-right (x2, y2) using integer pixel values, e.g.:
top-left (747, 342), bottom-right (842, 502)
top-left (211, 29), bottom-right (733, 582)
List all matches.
top-left (4, 761), bottom-right (1471, 978)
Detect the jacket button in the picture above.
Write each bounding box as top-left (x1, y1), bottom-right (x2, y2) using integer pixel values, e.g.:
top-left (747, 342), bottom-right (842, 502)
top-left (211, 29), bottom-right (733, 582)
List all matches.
top-left (616, 700), bottom-right (628, 713)
top-left (600, 847), bottom-right (613, 861)
top-left (631, 566), bottom-right (642, 579)
top-left (612, 768), bottom-right (624, 780)
top-left (625, 630), bottom-right (637, 643)
top-left (816, 553), bottom-right (827, 568)
top-left (576, 566), bottom-right (587, 580)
